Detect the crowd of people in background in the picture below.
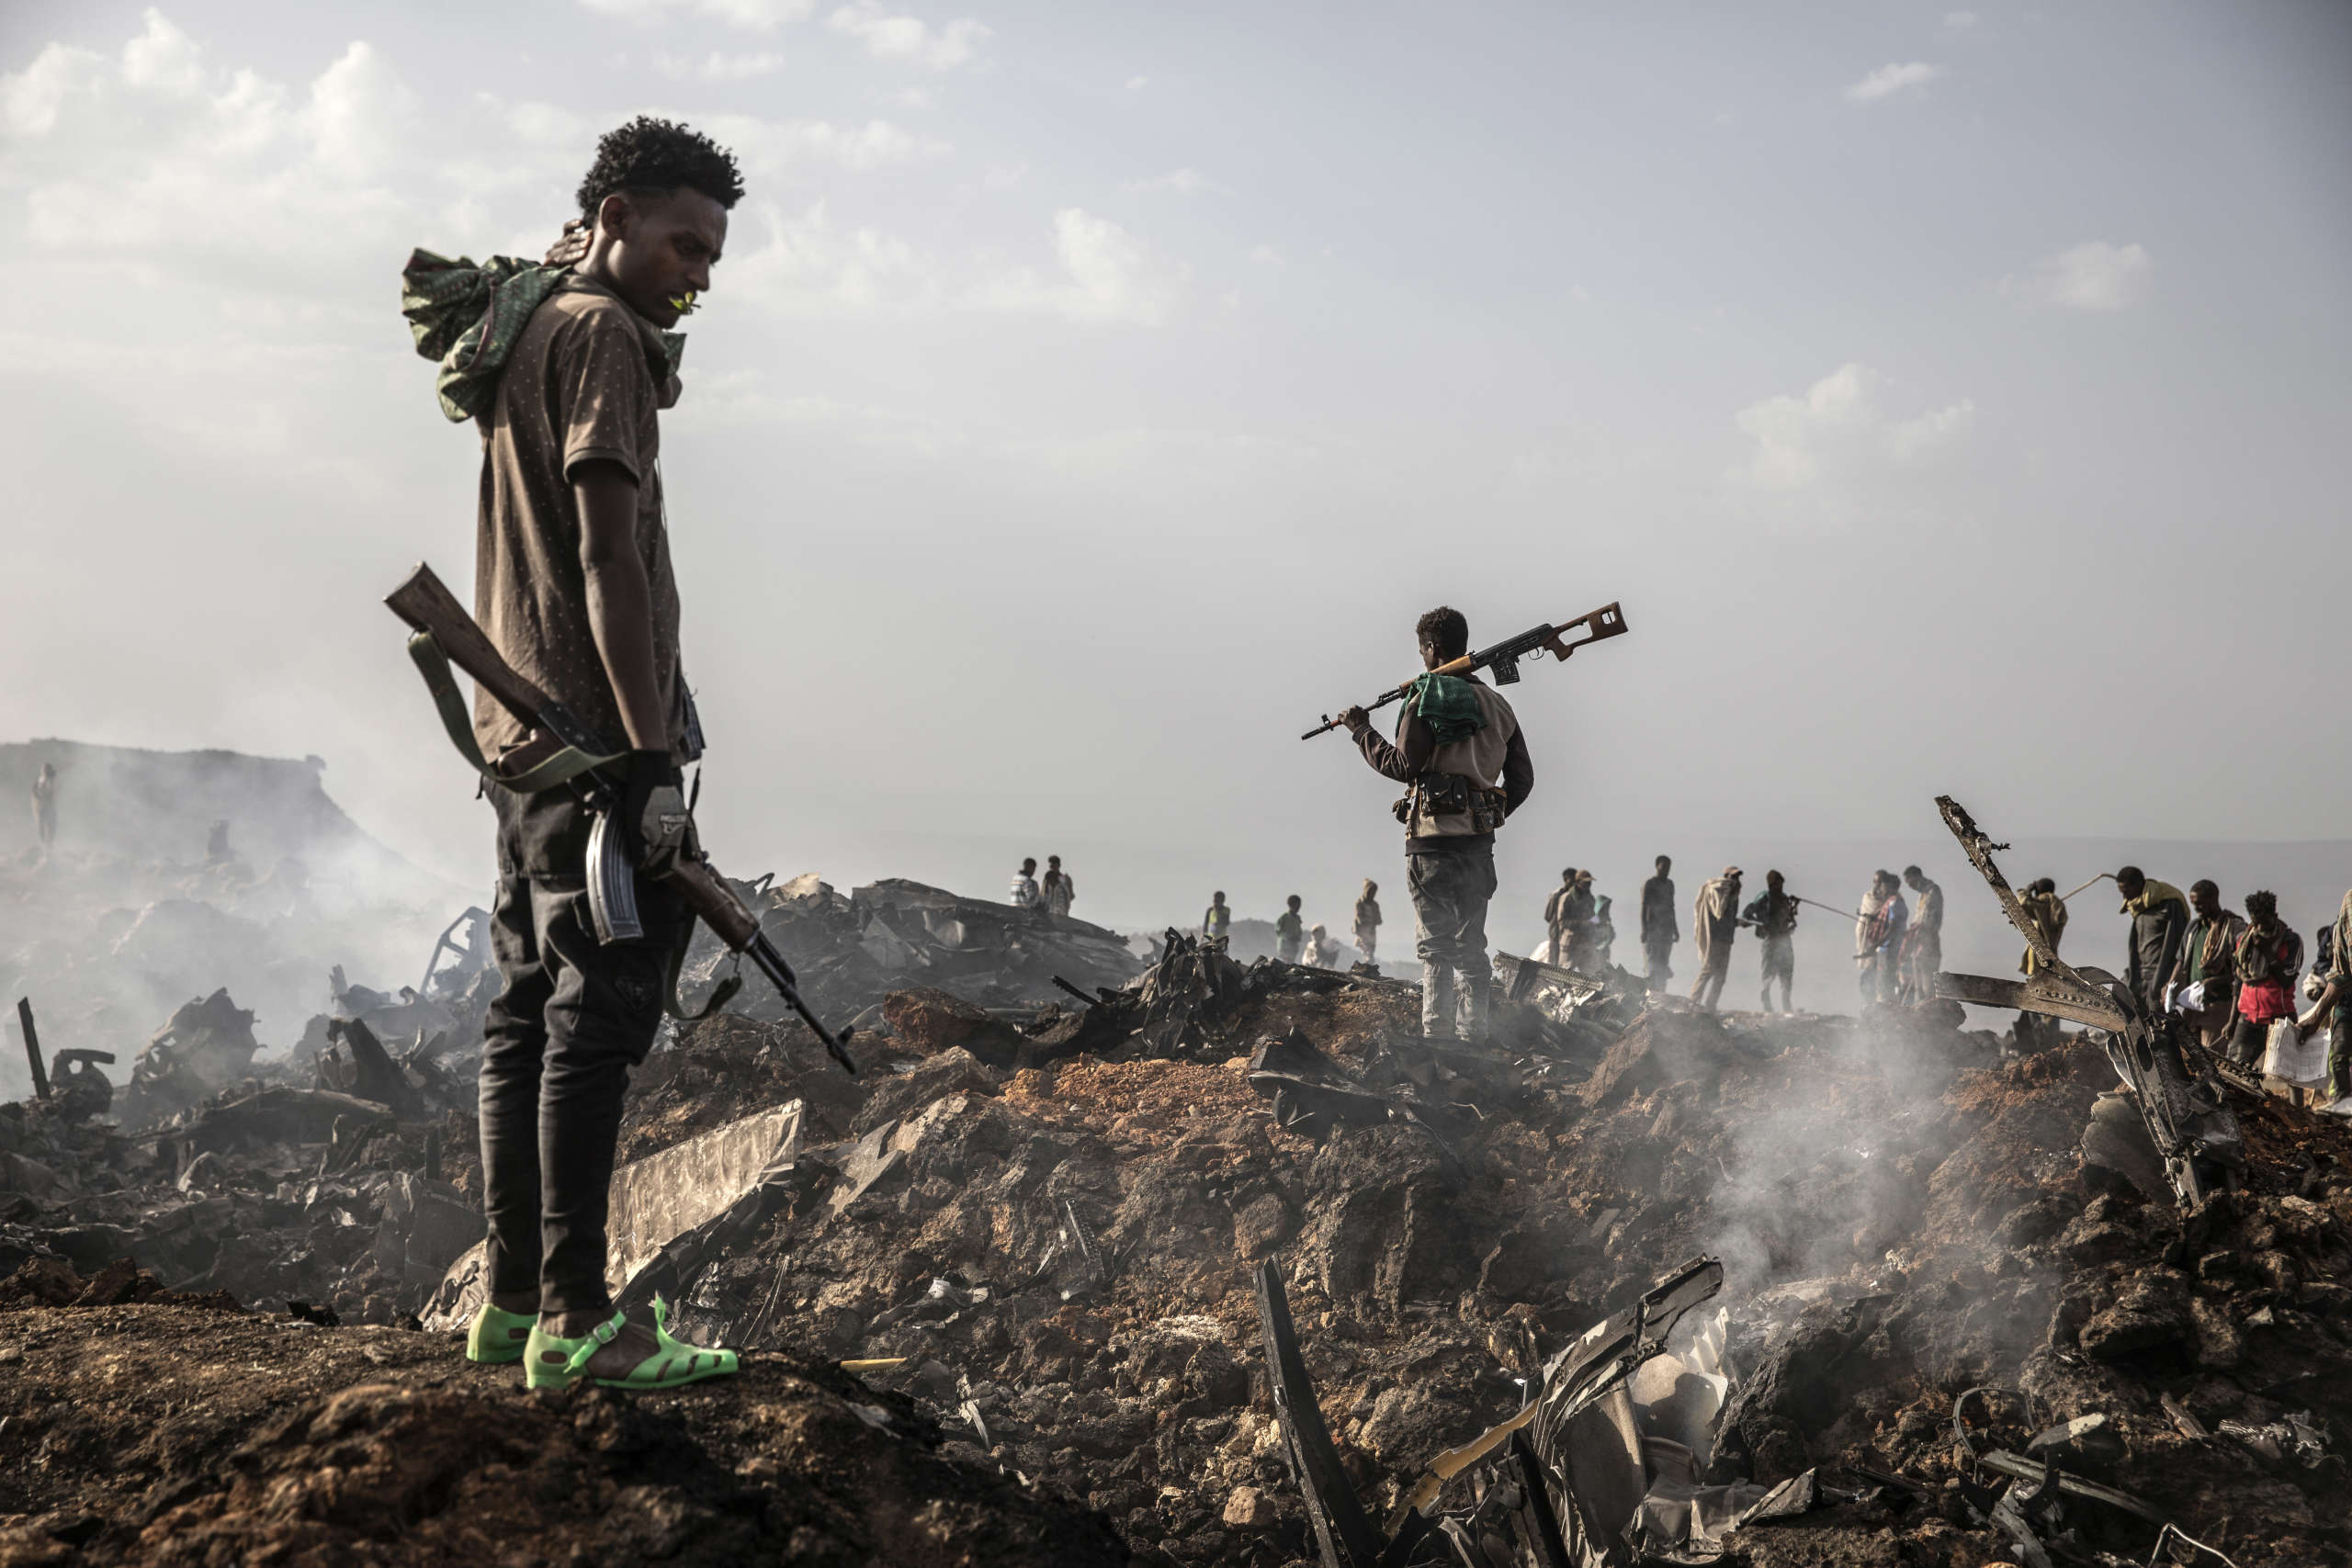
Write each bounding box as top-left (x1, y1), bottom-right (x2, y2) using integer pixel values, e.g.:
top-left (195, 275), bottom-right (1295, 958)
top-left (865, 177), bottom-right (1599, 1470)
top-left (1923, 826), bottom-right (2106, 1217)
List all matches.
top-left (2102, 867), bottom-right (2350, 1108)
top-left (1567, 854), bottom-right (2352, 1113)
top-left (1027, 850), bottom-right (2352, 1111)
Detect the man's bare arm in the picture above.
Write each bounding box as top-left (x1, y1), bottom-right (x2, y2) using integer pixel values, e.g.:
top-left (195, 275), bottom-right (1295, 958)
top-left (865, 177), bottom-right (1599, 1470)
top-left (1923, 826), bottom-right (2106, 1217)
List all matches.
top-left (574, 461), bottom-right (668, 752)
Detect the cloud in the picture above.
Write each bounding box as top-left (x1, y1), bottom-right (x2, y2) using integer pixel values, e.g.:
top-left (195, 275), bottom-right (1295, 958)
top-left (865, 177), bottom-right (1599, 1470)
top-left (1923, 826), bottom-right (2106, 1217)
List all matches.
top-left (577, 0), bottom-right (812, 29)
top-left (705, 114), bottom-right (949, 172)
top-left (2000, 241), bottom-right (2154, 311)
top-left (653, 50), bottom-right (786, 80)
top-left (1844, 62), bottom-right (1942, 103)
top-left (1732, 363), bottom-right (1974, 493)
top-left (729, 202), bottom-right (1182, 324)
top-left (883, 85), bottom-right (932, 109)
top-left (826, 2), bottom-right (989, 70)
top-left (1120, 167), bottom-right (1221, 197)
top-left (1942, 10), bottom-right (1980, 28)
top-left (1124, 74), bottom-right (1148, 91)
top-left (5, 12), bottom-right (419, 265)
top-left (1, 42), bottom-right (104, 134)
top-left (1033, 209), bottom-right (1182, 323)
top-left (1248, 244), bottom-right (1283, 265)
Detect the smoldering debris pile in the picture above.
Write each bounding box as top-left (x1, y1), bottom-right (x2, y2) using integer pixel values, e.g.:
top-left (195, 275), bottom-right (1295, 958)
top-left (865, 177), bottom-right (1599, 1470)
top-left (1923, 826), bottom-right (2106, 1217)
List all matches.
top-left (679, 874), bottom-right (1148, 1024)
top-left (518, 946), bottom-right (2349, 1568)
top-left (5, 874), bottom-right (2351, 1564)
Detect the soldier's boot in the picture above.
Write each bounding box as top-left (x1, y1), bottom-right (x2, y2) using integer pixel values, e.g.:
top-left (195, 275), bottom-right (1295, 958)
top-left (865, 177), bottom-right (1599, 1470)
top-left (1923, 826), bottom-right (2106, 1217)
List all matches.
top-left (1421, 964), bottom-right (1456, 1040)
top-left (1457, 968), bottom-right (1490, 1043)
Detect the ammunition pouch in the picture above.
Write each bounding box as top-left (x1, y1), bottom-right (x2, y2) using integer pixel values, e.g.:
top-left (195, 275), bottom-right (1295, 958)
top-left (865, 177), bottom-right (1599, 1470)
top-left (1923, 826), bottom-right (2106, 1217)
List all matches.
top-left (1393, 773), bottom-right (1509, 834)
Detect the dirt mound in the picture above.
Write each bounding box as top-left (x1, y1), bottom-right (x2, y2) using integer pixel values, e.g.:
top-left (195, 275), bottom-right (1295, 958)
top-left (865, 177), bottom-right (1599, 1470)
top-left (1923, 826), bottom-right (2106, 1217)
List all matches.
top-left (0, 1303), bottom-right (1123, 1567)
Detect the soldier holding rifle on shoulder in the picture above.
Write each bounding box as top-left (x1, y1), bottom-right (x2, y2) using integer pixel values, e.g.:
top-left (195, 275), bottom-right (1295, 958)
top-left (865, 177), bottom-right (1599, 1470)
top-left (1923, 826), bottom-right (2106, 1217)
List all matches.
top-left (1336, 608), bottom-right (1535, 1043)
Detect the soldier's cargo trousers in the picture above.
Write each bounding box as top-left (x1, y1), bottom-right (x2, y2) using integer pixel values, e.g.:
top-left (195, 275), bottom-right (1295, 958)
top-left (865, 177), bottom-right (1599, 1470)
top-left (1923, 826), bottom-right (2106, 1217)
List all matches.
top-left (1409, 845), bottom-right (1498, 1041)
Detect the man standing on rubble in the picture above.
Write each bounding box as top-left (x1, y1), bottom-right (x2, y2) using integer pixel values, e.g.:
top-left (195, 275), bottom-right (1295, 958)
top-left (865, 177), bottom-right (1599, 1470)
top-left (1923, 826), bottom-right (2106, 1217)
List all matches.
top-left (1689, 867), bottom-right (1742, 1012)
top-left (28, 763), bottom-right (56, 857)
top-left (1898, 865), bottom-right (1944, 1004)
top-left (1275, 895), bottom-right (1306, 964)
top-left (1565, 870), bottom-right (1604, 971)
top-left (2295, 886), bottom-right (2352, 1110)
top-left (1010, 857), bottom-right (1041, 910)
top-left (2168, 880), bottom-right (2245, 1052)
top-left (1337, 606), bottom-right (1533, 1042)
top-left (1743, 870), bottom-right (1798, 1013)
top-left (1040, 855), bottom-right (1075, 919)
top-left (1544, 868), bottom-right (1580, 967)
top-left (456, 118), bottom-right (744, 1391)
top-left (1641, 855), bottom-right (1679, 992)
top-left (1353, 880), bottom-right (1382, 966)
top-left (2226, 891), bottom-right (2302, 1070)
top-left (1856, 871), bottom-right (1907, 1006)
top-left (2115, 866), bottom-right (2189, 1017)
top-left (1203, 891), bottom-right (1231, 945)
top-left (2016, 875), bottom-right (2069, 1049)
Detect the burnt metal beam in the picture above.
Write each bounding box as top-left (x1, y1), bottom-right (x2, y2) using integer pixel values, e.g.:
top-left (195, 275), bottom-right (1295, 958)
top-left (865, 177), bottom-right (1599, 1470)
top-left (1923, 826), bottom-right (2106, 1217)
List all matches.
top-left (16, 998), bottom-right (48, 1100)
top-left (1934, 795), bottom-right (2242, 1211)
top-left (1255, 1258), bottom-right (1386, 1568)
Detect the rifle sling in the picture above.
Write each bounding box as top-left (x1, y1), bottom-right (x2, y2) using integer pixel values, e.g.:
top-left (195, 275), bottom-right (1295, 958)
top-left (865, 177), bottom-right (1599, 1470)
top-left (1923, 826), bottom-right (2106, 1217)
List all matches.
top-left (404, 631), bottom-right (735, 1023)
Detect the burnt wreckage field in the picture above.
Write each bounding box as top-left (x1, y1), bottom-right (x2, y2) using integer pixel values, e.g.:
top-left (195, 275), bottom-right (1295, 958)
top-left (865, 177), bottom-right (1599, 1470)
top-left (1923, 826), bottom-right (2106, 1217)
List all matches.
top-left (2, 843), bottom-right (2350, 1565)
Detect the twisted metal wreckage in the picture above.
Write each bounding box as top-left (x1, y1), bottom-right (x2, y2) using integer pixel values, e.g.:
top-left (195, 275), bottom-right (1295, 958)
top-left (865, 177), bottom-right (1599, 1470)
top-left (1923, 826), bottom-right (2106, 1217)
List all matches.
top-left (1243, 796), bottom-right (2257, 1568)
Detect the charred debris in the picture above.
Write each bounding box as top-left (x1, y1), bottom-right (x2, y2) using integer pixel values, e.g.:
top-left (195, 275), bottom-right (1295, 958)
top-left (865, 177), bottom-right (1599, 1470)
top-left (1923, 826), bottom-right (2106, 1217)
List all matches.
top-left (3, 815), bottom-right (2350, 1566)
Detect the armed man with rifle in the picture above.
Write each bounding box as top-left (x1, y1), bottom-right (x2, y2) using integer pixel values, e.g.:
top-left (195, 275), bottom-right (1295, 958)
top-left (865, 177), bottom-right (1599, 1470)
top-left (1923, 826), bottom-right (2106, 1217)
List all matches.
top-left (1317, 604), bottom-right (1624, 1041)
top-left (393, 117), bottom-right (790, 1393)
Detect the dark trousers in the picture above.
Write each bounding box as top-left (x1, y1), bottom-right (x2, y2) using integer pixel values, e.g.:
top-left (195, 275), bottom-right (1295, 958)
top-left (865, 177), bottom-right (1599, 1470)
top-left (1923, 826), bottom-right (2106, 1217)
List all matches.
top-left (480, 788), bottom-right (689, 1315)
top-left (2226, 1013), bottom-right (2271, 1070)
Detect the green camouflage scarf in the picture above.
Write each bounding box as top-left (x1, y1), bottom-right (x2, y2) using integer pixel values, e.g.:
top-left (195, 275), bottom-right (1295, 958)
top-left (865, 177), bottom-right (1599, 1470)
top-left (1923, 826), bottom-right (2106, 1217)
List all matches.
top-left (400, 250), bottom-right (685, 423)
top-left (1407, 673), bottom-right (1486, 743)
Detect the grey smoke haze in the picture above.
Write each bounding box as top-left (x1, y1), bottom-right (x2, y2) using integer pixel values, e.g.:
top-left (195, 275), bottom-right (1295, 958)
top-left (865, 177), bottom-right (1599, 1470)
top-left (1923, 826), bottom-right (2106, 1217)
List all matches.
top-left (3, 2), bottom-right (2348, 1001)
top-left (0, 743), bottom-right (456, 1095)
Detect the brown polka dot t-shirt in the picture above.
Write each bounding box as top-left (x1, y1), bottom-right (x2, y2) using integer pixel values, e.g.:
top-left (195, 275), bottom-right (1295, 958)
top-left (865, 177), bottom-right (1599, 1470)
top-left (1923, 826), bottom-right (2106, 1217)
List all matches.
top-left (472, 276), bottom-right (687, 765)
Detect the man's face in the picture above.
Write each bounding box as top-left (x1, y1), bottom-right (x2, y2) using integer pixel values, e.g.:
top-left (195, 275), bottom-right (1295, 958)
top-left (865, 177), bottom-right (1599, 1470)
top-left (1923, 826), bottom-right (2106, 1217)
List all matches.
top-left (1419, 639), bottom-right (1443, 671)
top-left (594, 187), bottom-right (729, 327)
top-left (2191, 886), bottom-right (2221, 919)
top-left (2117, 873), bottom-right (2144, 900)
top-left (1905, 872), bottom-right (1923, 892)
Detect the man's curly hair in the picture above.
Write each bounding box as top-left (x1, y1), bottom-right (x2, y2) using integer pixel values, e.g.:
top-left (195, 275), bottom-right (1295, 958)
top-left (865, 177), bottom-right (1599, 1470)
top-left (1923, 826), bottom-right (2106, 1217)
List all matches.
top-left (1415, 605), bottom-right (1469, 661)
top-left (576, 116), bottom-right (745, 220)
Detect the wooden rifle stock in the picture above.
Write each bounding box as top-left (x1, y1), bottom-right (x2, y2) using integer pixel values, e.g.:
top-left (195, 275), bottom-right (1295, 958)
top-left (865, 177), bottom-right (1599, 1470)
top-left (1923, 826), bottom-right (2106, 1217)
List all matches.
top-left (386, 563), bottom-right (556, 736)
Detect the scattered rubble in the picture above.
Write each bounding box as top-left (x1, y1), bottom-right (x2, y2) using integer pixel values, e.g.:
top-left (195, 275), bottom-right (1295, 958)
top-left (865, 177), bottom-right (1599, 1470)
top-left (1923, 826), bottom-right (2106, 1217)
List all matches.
top-left (2, 821), bottom-right (2349, 1563)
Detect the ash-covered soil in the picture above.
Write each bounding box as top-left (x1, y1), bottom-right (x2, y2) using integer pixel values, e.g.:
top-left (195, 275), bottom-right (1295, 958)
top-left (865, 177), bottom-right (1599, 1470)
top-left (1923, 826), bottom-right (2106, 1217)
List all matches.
top-left (0, 1295), bottom-right (1123, 1567)
top-left (3, 935), bottom-right (2349, 1566)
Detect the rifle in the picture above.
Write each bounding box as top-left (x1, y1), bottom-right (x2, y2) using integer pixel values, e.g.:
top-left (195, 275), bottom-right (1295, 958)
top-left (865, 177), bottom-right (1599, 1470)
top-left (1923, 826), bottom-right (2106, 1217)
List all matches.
top-left (1301, 603), bottom-right (1628, 741)
top-left (385, 562), bottom-right (857, 1075)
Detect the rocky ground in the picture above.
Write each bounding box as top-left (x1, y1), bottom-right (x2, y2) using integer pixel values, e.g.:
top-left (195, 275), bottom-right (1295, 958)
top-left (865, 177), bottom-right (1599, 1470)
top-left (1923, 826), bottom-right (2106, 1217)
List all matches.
top-left (2, 880), bottom-right (2349, 1564)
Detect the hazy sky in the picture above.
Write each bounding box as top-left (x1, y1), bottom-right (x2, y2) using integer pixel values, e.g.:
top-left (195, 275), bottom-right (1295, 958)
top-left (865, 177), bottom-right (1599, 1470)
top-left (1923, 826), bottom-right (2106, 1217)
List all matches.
top-left (4, 1), bottom-right (2348, 959)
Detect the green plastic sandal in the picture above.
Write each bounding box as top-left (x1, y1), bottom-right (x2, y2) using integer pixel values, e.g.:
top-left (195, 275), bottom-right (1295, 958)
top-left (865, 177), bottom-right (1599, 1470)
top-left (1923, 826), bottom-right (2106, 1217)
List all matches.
top-left (466, 1303), bottom-right (535, 1364)
top-left (524, 1297), bottom-right (741, 1391)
